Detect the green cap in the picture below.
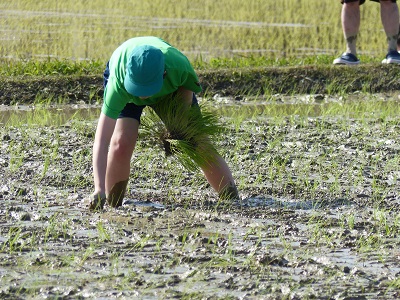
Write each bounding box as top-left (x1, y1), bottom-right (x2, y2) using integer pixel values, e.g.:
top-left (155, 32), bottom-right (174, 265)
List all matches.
top-left (124, 45), bottom-right (164, 97)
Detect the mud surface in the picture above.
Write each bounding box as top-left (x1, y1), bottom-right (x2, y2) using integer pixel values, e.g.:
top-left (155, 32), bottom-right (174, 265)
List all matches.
top-left (1, 98), bottom-right (400, 300)
top-left (1, 70), bottom-right (400, 299)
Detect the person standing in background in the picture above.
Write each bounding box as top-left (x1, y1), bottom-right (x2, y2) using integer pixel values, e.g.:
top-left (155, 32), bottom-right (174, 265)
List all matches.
top-left (333, 0), bottom-right (400, 65)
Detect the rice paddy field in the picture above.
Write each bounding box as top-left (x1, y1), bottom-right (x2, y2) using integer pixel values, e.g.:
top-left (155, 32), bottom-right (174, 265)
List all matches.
top-left (1, 1), bottom-right (400, 300)
top-left (0, 0), bottom-right (394, 62)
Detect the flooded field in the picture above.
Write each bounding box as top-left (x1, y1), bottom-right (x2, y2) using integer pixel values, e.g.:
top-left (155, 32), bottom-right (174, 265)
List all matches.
top-left (1, 1), bottom-right (399, 299)
top-left (1, 94), bottom-right (400, 299)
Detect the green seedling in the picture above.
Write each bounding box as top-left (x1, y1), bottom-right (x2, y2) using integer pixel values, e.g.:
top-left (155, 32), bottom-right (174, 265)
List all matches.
top-left (97, 222), bottom-right (111, 242)
top-left (140, 94), bottom-right (224, 172)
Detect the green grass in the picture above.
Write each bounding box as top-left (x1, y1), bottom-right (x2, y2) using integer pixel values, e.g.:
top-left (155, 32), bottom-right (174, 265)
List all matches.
top-left (0, 59), bottom-right (103, 76)
top-left (0, 53), bottom-right (388, 77)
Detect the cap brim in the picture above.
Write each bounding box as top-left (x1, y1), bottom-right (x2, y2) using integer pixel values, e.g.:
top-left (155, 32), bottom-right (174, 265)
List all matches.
top-left (124, 75), bottom-right (163, 97)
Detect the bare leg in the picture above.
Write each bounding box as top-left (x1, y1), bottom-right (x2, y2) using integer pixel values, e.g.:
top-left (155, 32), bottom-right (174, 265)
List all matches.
top-left (398, 24), bottom-right (400, 51)
top-left (342, 1), bottom-right (360, 55)
top-left (380, 0), bottom-right (399, 52)
top-left (106, 118), bottom-right (139, 206)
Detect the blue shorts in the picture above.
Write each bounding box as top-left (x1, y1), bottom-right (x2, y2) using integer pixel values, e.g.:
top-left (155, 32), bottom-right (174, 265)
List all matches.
top-left (103, 62), bottom-right (199, 123)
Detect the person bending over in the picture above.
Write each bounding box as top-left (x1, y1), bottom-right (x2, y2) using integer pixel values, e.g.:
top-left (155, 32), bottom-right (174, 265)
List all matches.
top-left (89, 36), bottom-right (239, 209)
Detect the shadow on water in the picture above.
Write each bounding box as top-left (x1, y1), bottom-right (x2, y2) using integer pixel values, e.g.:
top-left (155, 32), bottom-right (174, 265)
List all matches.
top-left (236, 195), bottom-right (353, 210)
top-left (121, 195), bottom-right (353, 211)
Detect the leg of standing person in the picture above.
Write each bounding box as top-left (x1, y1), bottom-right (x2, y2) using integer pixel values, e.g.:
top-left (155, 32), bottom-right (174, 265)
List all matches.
top-left (398, 24), bottom-right (400, 51)
top-left (343, 1), bottom-right (360, 56)
top-left (333, 0), bottom-right (361, 65)
top-left (381, 0), bottom-right (400, 64)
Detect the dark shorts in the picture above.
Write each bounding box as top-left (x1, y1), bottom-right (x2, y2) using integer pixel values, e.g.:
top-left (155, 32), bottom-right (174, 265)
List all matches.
top-left (103, 62), bottom-right (199, 123)
top-left (118, 93), bottom-right (199, 123)
top-left (341, 0), bottom-right (396, 4)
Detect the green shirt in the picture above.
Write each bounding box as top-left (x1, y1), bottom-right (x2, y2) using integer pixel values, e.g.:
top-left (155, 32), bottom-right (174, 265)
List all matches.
top-left (102, 36), bottom-right (202, 119)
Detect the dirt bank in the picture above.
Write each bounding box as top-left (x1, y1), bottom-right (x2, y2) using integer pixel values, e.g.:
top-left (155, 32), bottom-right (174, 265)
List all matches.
top-left (1, 65), bottom-right (400, 105)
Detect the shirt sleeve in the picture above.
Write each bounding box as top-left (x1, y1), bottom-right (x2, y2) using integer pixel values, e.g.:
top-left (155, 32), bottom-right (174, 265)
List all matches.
top-left (163, 47), bottom-right (202, 94)
top-left (101, 76), bottom-right (130, 119)
top-left (182, 70), bottom-right (202, 93)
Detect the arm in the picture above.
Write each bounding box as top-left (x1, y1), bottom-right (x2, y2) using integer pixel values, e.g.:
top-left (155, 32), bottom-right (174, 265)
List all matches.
top-left (175, 87), bottom-right (239, 200)
top-left (176, 86), bottom-right (194, 106)
top-left (92, 112), bottom-right (117, 197)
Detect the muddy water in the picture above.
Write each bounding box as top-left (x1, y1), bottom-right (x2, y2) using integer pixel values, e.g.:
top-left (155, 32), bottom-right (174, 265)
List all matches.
top-left (0, 92), bottom-right (396, 125)
top-left (1, 96), bottom-right (400, 299)
top-left (0, 92), bottom-right (369, 125)
top-left (0, 104), bottom-right (101, 126)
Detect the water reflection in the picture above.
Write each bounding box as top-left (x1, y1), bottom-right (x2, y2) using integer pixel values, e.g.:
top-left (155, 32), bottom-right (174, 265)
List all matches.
top-left (216, 102), bottom-right (323, 119)
top-left (1, 96), bottom-right (398, 126)
top-left (0, 101), bottom-right (324, 127)
top-left (0, 105), bottom-right (101, 126)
